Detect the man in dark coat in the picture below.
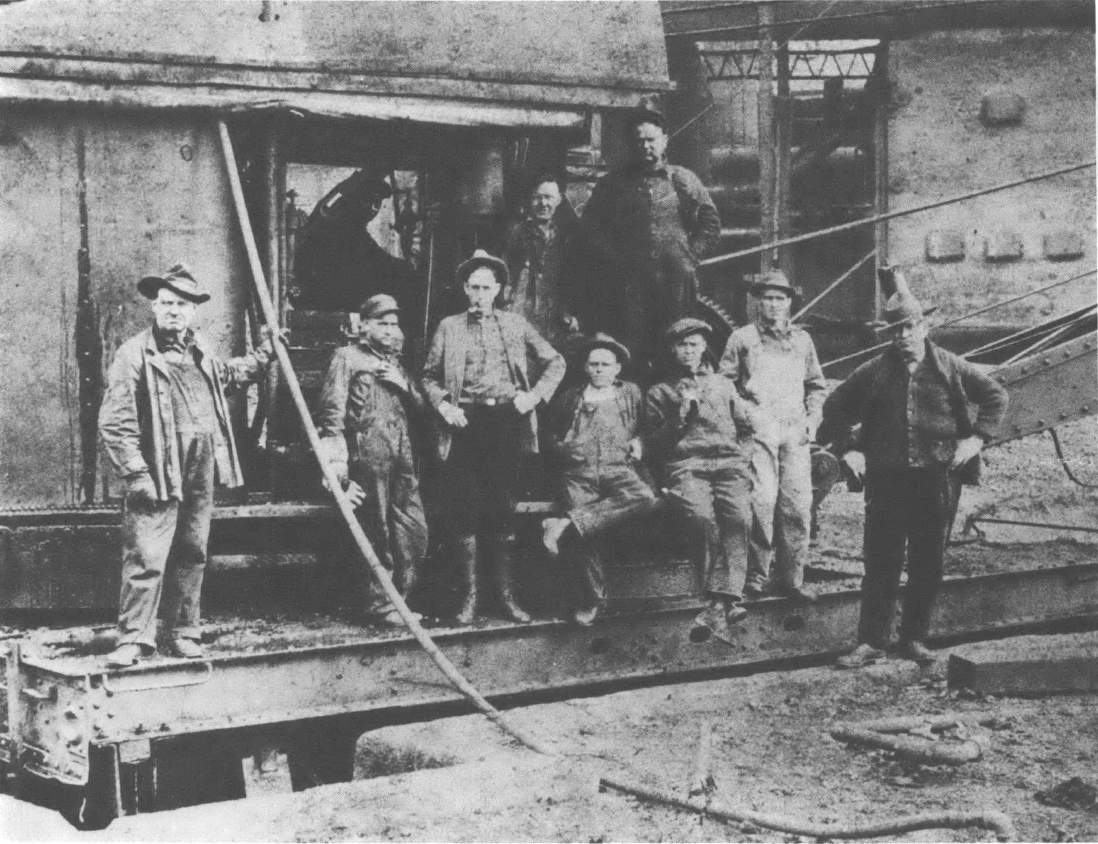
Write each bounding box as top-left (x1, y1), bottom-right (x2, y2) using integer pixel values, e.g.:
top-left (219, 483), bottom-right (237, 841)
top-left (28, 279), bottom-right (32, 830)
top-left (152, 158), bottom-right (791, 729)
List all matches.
top-left (823, 275), bottom-right (1008, 668)
top-left (317, 293), bottom-right (428, 625)
top-left (541, 333), bottom-right (658, 625)
top-left (582, 107), bottom-right (720, 378)
top-left (421, 250), bottom-right (565, 624)
top-left (99, 265), bottom-right (274, 667)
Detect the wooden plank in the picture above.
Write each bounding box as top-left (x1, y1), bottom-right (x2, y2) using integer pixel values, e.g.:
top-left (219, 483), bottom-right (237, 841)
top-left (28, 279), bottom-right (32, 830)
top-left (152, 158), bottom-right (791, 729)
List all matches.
top-left (948, 650), bottom-right (1098, 696)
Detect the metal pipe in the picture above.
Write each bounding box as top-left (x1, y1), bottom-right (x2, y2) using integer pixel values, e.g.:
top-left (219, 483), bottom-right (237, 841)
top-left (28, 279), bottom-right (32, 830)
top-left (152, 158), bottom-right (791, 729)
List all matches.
top-left (702, 161), bottom-right (1096, 269)
top-left (792, 249), bottom-right (875, 321)
top-left (967, 517), bottom-right (1098, 534)
top-left (756, 3), bottom-right (776, 274)
top-left (216, 120), bottom-right (553, 757)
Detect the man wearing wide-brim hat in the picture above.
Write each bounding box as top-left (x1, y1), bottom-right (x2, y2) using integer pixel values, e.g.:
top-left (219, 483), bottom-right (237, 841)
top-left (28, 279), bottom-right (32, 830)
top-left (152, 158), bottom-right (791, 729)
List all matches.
top-left (316, 293), bottom-right (429, 626)
top-left (421, 250), bottom-right (565, 624)
top-left (541, 332), bottom-right (659, 625)
top-left (644, 318), bottom-right (759, 643)
top-left (99, 264), bottom-right (276, 667)
top-left (822, 268), bottom-right (1007, 669)
top-left (720, 269), bottom-right (827, 604)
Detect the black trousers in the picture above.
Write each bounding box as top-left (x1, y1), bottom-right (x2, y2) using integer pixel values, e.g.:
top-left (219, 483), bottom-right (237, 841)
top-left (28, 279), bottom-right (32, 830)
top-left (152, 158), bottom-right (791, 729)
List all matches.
top-left (858, 468), bottom-right (961, 649)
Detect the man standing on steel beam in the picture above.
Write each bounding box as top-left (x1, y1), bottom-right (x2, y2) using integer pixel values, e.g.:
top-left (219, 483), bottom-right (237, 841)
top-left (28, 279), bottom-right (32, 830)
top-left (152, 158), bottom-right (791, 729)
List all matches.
top-left (720, 270), bottom-right (827, 603)
top-left (582, 106), bottom-right (720, 379)
top-left (316, 294), bottom-right (429, 626)
top-left (422, 250), bottom-right (565, 624)
top-left (822, 270), bottom-right (1007, 669)
top-left (99, 265), bottom-right (275, 668)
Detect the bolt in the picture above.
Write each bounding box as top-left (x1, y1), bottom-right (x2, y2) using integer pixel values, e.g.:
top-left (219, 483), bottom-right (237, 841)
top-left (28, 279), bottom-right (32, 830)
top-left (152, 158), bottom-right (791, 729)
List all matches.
top-left (1042, 358), bottom-right (1050, 366)
top-left (1037, 419), bottom-right (1046, 427)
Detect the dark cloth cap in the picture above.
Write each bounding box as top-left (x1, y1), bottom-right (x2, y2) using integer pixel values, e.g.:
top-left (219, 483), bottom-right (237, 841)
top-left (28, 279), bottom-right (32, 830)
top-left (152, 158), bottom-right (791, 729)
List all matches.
top-left (137, 263), bottom-right (210, 303)
top-left (749, 269), bottom-right (799, 299)
top-left (577, 332), bottom-right (631, 365)
top-left (455, 249), bottom-right (510, 289)
top-left (665, 317), bottom-right (712, 345)
top-left (359, 293), bottom-right (400, 321)
top-left (626, 104), bottom-right (665, 131)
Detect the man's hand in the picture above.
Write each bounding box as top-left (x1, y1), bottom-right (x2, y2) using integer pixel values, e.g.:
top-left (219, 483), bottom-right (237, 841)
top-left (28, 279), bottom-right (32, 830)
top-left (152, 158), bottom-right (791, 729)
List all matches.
top-left (951, 435), bottom-right (984, 470)
top-left (259, 324), bottom-right (291, 349)
top-left (806, 416), bottom-right (821, 444)
top-left (513, 391), bottom-right (540, 416)
top-left (343, 480), bottom-right (367, 509)
top-left (375, 362), bottom-right (409, 393)
top-left (561, 314), bottom-right (581, 335)
top-left (678, 387), bottom-right (700, 425)
top-left (627, 437), bottom-right (643, 461)
top-left (125, 472), bottom-right (158, 509)
top-left (841, 450), bottom-right (866, 484)
top-left (438, 401), bottom-right (469, 429)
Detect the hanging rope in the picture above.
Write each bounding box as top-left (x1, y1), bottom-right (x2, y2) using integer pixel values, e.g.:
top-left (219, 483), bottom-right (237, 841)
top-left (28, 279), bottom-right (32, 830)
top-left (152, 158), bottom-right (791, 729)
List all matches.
top-left (1049, 428), bottom-right (1098, 489)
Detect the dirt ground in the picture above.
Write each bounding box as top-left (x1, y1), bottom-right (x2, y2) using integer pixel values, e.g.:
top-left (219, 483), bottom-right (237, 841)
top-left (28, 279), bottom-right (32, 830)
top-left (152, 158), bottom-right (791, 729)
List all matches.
top-left (11, 630), bottom-right (1087, 844)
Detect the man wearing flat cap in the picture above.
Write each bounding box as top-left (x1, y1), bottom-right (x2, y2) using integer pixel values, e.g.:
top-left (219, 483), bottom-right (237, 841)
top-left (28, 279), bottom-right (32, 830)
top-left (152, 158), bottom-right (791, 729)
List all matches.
top-left (582, 106), bottom-right (720, 377)
top-left (422, 250), bottom-right (565, 624)
top-left (99, 264), bottom-right (276, 667)
top-left (541, 333), bottom-right (658, 625)
top-left (645, 318), bottom-right (758, 643)
top-left (317, 293), bottom-right (428, 625)
top-left (293, 170), bottom-right (419, 317)
top-left (823, 269), bottom-right (1007, 669)
top-left (720, 270), bottom-right (826, 604)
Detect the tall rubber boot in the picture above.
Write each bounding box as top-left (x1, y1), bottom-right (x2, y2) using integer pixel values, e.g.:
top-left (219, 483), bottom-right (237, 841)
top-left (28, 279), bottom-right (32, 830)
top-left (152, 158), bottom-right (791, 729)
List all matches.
top-left (454, 535), bottom-right (478, 625)
top-left (493, 531), bottom-right (532, 623)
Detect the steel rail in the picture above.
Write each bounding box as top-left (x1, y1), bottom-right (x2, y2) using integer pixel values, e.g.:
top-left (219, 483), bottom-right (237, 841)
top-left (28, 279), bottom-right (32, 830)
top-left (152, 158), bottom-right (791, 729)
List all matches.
top-left (217, 120), bottom-right (553, 756)
top-left (701, 161), bottom-right (1096, 269)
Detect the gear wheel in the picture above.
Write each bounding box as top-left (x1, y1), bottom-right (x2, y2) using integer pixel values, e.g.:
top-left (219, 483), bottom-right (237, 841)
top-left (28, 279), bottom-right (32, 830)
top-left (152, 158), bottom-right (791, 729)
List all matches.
top-left (693, 294), bottom-right (739, 359)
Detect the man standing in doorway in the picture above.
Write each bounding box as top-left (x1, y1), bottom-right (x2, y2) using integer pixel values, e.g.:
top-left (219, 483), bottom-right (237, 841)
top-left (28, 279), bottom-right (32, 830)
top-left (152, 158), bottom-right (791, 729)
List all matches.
top-left (824, 273), bottom-right (1007, 668)
top-left (720, 270), bottom-right (826, 603)
top-left (422, 250), bottom-right (565, 624)
top-left (99, 265), bottom-right (274, 667)
top-left (317, 293), bottom-right (428, 625)
top-left (582, 107), bottom-right (720, 378)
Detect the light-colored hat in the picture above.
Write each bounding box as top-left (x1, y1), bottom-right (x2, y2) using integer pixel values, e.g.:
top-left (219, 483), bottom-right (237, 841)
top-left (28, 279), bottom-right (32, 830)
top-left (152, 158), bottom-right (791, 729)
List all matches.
top-left (455, 249), bottom-right (509, 288)
top-left (137, 264), bottom-right (210, 303)
top-left (749, 269), bottom-right (799, 299)
top-left (665, 317), bottom-right (712, 345)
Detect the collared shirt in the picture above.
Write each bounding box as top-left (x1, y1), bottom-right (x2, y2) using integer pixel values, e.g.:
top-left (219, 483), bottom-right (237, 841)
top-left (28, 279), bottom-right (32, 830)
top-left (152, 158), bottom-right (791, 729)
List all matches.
top-left (459, 311), bottom-right (517, 403)
top-left (719, 320), bottom-right (826, 426)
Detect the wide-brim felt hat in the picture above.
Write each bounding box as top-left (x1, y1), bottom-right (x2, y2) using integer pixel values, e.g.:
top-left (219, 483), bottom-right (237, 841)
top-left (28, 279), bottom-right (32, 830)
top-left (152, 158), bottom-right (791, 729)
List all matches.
top-left (882, 292), bottom-right (937, 327)
top-left (137, 263), bottom-right (210, 303)
top-left (337, 170), bottom-right (393, 202)
top-left (665, 317), bottom-right (712, 345)
top-left (455, 249), bottom-right (510, 289)
top-left (749, 269), bottom-right (799, 299)
top-left (576, 332), bottom-right (631, 365)
top-left (359, 293), bottom-right (401, 320)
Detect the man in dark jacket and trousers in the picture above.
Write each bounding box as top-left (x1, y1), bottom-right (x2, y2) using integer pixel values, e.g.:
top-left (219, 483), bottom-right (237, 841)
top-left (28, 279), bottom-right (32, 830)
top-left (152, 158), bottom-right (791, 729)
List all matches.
top-left (720, 270), bottom-right (827, 602)
top-left (422, 250), bottom-right (565, 624)
top-left (317, 293), bottom-right (428, 625)
top-left (541, 333), bottom-right (659, 625)
top-left (99, 265), bottom-right (274, 668)
top-left (645, 318), bottom-right (758, 643)
top-left (824, 272), bottom-right (1007, 668)
top-left (582, 107), bottom-right (720, 378)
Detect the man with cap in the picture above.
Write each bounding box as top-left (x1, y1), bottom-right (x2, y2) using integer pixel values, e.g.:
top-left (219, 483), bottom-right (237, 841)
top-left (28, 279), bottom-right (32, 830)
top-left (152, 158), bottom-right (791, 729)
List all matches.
top-left (720, 270), bottom-right (826, 603)
top-left (541, 333), bottom-right (659, 625)
top-left (422, 250), bottom-right (565, 624)
top-left (822, 269), bottom-right (1007, 668)
top-left (317, 293), bottom-right (428, 625)
top-left (502, 172), bottom-right (582, 348)
top-left (645, 318), bottom-right (758, 643)
top-left (582, 107), bottom-right (720, 377)
top-left (293, 170), bottom-right (419, 317)
top-left (99, 264), bottom-right (276, 667)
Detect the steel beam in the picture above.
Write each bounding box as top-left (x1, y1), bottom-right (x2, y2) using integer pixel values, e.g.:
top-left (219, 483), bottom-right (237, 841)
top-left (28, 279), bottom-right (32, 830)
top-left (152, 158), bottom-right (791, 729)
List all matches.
top-left (8, 563), bottom-right (1096, 786)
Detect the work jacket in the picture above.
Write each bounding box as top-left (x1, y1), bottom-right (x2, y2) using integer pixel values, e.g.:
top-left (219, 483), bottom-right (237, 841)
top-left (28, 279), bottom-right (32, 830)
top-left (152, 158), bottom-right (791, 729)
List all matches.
top-left (547, 381), bottom-right (644, 464)
top-left (98, 328), bottom-right (269, 501)
top-left (421, 310), bottom-right (565, 461)
top-left (821, 340), bottom-right (1008, 476)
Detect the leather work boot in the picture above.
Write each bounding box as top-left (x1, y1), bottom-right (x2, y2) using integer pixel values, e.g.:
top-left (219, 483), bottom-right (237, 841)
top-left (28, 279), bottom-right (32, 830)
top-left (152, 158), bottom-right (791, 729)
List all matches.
top-left (494, 532), bottom-right (532, 623)
top-left (776, 585), bottom-right (817, 604)
top-left (166, 638), bottom-right (204, 659)
top-left (105, 643), bottom-right (152, 669)
top-left (835, 643), bottom-right (886, 669)
top-left (689, 600), bottom-right (729, 643)
top-left (898, 640), bottom-right (937, 666)
top-left (573, 606), bottom-right (599, 627)
top-left (454, 535), bottom-right (478, 625)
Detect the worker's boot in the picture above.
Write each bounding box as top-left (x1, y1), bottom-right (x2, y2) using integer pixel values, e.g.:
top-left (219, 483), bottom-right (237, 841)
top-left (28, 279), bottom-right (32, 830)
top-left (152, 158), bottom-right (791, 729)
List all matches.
top-left (454, 535), bottom-right (478, 625)
top-left (494, 531), bottom-right (532, 623)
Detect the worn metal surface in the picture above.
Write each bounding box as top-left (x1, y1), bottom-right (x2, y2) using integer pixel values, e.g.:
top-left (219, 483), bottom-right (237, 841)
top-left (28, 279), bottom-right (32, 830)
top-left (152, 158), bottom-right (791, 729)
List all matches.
top-left (0, 2), bottom-right (668, 112)
top-left (947, 649), bottom-right (1098, 696)
top-left (6, 563), bottom-right (1095, 785)
top-left (989, 330), bottom-right (1098, 445)
top-left (0, 106), bottom-right (248, 509)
